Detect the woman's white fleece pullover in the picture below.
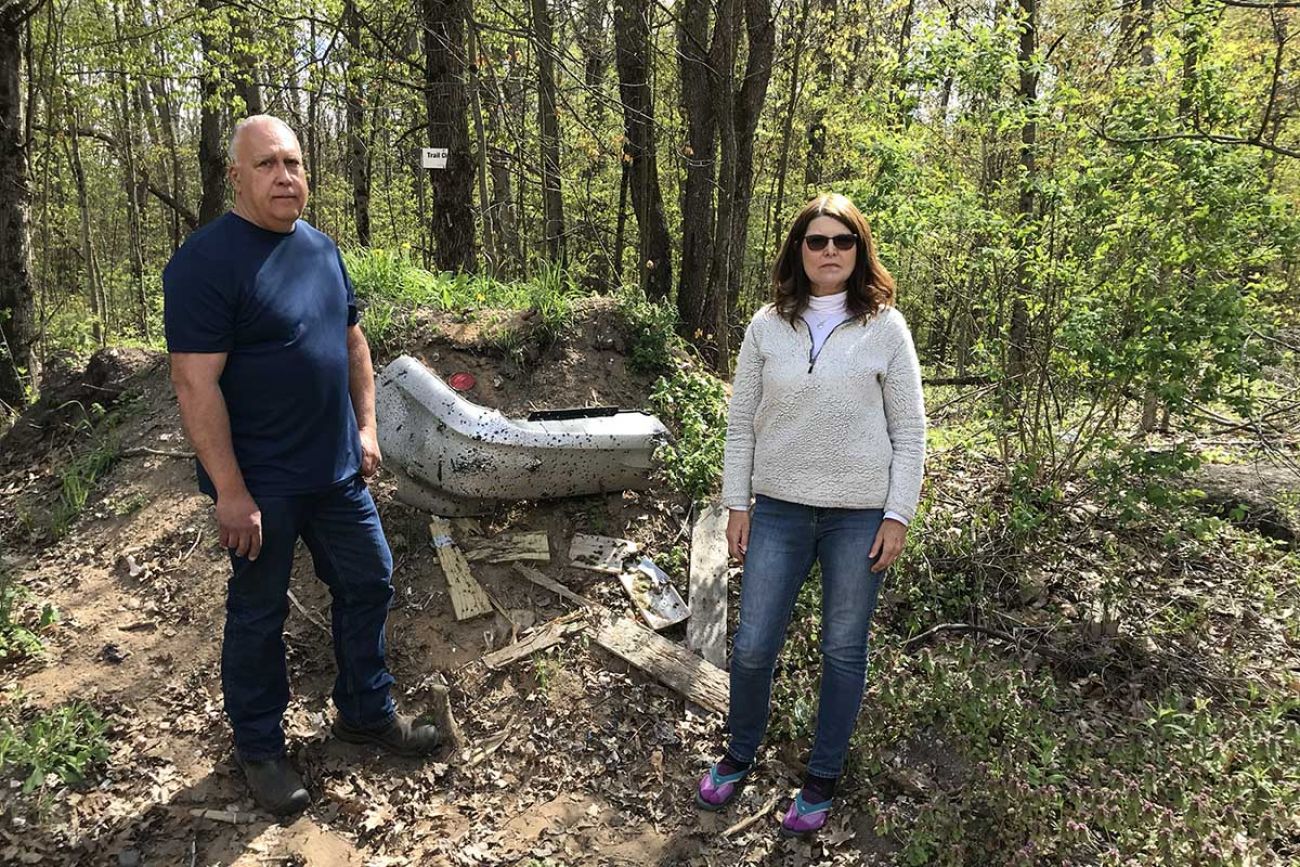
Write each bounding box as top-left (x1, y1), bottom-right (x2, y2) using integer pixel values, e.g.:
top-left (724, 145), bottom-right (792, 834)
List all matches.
top-left (721, 303), bottom-right (927, 521)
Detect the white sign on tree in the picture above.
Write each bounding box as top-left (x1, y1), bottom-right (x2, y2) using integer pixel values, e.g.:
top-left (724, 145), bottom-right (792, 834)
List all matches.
top-left (421, 147), bottom-right (449, 169)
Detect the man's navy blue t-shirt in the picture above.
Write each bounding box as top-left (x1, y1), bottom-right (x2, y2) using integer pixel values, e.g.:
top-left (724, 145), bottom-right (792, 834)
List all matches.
top-left (163, 212), bottom-right (361, 498)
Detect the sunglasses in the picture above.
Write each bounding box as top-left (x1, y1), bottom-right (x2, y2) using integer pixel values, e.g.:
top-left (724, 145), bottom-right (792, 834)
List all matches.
top-left (802, 233), bottom-right (858, 252)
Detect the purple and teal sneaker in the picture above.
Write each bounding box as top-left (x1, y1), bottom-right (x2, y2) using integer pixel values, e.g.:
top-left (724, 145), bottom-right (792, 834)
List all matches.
top-left (695, 761), bottom-right (751, 811)
top-left (778, 790), bottom-right (833, 837)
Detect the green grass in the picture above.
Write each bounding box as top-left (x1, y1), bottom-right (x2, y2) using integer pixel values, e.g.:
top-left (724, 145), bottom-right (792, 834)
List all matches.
top-left (343, 248), bottom-right (582, 354)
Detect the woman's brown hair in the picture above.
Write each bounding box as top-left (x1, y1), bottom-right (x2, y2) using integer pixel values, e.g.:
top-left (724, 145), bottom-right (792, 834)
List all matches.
top-left (771, 193), bottom-right (895, 324)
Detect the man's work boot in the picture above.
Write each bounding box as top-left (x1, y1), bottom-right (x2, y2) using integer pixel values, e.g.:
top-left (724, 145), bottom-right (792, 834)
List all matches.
top-left (236, 754), bottom-right (310, 817)
top-left (332, 712), bottom-right (441, 758)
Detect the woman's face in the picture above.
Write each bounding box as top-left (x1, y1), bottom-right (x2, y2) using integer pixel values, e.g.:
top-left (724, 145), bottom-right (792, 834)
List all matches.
top-left (800, 215), bottom-right (858, 294)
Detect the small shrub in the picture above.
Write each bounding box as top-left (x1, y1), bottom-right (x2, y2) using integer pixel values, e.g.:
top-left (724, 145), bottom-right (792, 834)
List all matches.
top-left (649, 368), bottom-right (729, 503)
top-left (0, 564), bottom-right (57, 666)
top-left (617, 287), bottom-right (682, 374)
top-left (0, 701), bottom-right (109, 796)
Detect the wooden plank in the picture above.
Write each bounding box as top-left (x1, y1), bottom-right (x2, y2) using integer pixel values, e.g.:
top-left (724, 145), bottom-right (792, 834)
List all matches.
top-left (591, 616), bottom-right (730, 714)
top-left (466, 530), bottom-right (551, 564)
top-left (510, 563), bottom-right (600, 609)
top-left (569, 533), bottom-right (639, 574)
top-left (429, 518), bottom-right (493, 621)
top-left (481, 613), bottom-right (587, 670)
top-left (686, 502), bottom-right (730, 667)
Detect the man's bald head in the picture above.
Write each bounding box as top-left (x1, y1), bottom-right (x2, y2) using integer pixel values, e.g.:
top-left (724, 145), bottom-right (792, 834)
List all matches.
top-left (228, 115), bottom-right (300, 166)
top-left (227, 115), bottom-right (309, 233)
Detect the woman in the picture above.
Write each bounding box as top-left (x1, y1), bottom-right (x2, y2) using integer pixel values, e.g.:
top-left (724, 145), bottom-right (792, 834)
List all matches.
top-left (695, 193), bottom-right (925, 837)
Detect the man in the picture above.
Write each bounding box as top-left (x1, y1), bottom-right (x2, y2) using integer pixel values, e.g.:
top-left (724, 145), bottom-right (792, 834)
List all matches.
top-left (163, 115), bottom-right (438, 817)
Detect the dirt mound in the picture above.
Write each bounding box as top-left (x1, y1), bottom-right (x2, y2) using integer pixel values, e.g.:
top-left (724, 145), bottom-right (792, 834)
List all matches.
top-left (0, 347), bottom-right (164, 464)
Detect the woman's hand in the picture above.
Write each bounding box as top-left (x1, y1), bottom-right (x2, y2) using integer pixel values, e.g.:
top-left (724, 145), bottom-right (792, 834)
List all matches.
top-left (869, 518), bottom-right (907, 573)
top-left (726, 509), bottom-right (751, 564)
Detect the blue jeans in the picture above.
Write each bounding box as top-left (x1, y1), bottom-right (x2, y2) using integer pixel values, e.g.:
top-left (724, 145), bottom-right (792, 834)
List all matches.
top-left (221, 475), bottom-right (396, 760)
top-left (726, 495), bottom-right (885, 778)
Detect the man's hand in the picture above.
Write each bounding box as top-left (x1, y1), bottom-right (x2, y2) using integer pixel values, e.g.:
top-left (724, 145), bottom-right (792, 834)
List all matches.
top-left (359, 426), bottom-right (382, 478)
top-left (869, 518), bottom-right (907, 573)
top-left (217, 488), bottom-right (263, 561)
top-left (726, 509), bottom-right (751, 564)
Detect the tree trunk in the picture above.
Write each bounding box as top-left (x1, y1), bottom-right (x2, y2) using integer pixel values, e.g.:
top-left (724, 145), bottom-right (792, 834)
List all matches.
top-left (345, 0), bottom-right (371, 245)
top-left (0, 4), bottom-right (38, 408)
top-left (1004, 0), bottom-right (1036, 404)
top-left (531, 0), bottom-right (565, 262)
top-left (113, 5), bottom-right (148, 338)
top-left (467, 22), bottom-right (496, 272)
top-left (66, 120), bottom-right (105, 345)
top-left (197, 0), bottom-right (225, 226)
top-left (613, 0), bottom-right (671, 300)
top-left (675, 0), bottom-right (719, 349)
top-left (717, 0), bottom-right (774, 363)
top-left (423, 0), bottom-right (476, 272)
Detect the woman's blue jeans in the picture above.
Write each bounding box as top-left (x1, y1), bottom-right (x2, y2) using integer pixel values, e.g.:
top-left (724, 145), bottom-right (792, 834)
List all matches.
top-left (221, 475), bottom-right (396, 760)
top-left (726, 494), bottom-right (885, 778)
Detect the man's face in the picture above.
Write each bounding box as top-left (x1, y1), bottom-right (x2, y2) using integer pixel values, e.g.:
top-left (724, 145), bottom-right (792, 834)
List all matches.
top-left (229, 120), bottom-right (309, 233)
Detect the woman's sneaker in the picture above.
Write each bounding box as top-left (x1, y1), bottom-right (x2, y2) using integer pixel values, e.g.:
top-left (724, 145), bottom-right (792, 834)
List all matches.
top-left (778, 790), bottom-right (833, 837)
top-left (695, 758), bottom-right (751, 811)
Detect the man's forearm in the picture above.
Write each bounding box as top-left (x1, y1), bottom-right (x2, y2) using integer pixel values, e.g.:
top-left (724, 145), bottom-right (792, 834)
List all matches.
top-left (175, 382), bottom-right (247, 497)
top-left (347, 326), bottom-right (377, 431)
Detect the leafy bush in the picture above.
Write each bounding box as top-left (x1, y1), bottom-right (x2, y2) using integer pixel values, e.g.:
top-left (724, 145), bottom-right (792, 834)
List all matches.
top-left (648, 368), bottom-right (729, 503)
top-left (617, 286), bottom-right (682, 374)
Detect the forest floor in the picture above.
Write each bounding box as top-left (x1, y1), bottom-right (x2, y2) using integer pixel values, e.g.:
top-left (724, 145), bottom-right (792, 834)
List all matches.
top-left (1, 298), bottom-right (1298, 866)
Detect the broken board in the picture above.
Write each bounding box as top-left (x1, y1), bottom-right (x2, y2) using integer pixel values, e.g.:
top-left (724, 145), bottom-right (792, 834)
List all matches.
top-left (592, 616), bottom-right (729, 714)
top-left (481, 613), bottom-right (587, 670)
top-left (686, 502), bottom-right (729, 667)
top-left (510, 563), bottom-right (600, 609)
top-left (569, 533), bottom-right (639, 574)
top-left (429, 518), bottom-right (493, 621)
top-left (466, 530), bottom-right (551, 564)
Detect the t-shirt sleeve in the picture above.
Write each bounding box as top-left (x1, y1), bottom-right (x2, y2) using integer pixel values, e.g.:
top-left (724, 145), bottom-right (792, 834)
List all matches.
top-left (338, 251), bottom-right (359, 326)
top-left (163, 250), bottom-right (237, 353)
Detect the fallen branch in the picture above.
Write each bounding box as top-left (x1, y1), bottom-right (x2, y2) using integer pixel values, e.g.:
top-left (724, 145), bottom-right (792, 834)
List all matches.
top-left (286, 590), bottom-right (330, 636)
top-left (724, 791), bottom-right (785, 838)
top-left (121, 446), bottom-right (194, 459)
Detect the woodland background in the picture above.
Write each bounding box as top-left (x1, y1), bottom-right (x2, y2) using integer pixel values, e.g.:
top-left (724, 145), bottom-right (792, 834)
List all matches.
top-left (0, 0), bottom-right (1298, 864)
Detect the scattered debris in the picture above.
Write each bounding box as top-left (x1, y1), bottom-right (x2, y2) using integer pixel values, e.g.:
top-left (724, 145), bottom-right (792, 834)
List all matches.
top-left (98, 643), bottom-right (128, 664)
top-left (429, 517), bottom-right (493, 620)
top-left (376, 355), bottom-right (668, 515)
top-left (481, 611), bottom-right (588, 670)
top-left (569, 534), bottom-right (639, 574)
top-left (466, 530), bottom-right (550, 564)
top-left (618, 557), bottom-right (689, 630)
top-left (686, 503), bottom-right (729, 668)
